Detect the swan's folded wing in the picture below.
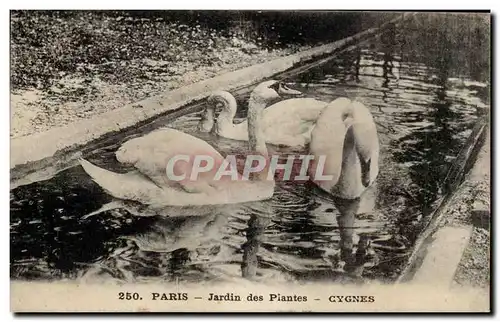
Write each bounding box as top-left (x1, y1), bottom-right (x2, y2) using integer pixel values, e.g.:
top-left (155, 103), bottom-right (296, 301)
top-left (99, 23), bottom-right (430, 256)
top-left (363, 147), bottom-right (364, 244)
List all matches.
top-left (263, 98), bottom-right (327, 123)
top-left (80, 158), bottom-right (208, 207)
top-left (115, 128), bottom-right (224, 187)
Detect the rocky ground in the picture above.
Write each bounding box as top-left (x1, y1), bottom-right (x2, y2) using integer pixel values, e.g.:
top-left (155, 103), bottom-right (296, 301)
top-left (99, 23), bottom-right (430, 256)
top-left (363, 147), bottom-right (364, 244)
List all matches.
top-left (10, 11), bottom-right (311, 138)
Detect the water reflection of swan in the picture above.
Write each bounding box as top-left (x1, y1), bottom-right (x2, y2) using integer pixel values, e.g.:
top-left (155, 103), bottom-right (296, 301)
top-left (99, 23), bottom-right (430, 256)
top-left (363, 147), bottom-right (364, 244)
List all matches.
top-left (82, 202), bottom-right (292, 284)
top-left (128, 207), bottom-right (231, 253)
top-left (200, 80), bottom-right (327, 148)
top-left (309, 97), bottom-right (380, 199)
top-left (81, 205), bottom-right (234, 283)
top-left (306, 179), bottom-right (408, 281)
top-left (78, 82), bottom-right (286, 210)
top-left (330, 189), bottom-right (378, 278)
top-left (241, 204), bottom-right (274, 281)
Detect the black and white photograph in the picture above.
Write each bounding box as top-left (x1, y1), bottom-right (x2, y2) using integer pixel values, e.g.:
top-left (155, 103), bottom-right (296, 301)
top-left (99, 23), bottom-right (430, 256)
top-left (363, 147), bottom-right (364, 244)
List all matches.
top-left (9, 9), bottom-right (491, 312)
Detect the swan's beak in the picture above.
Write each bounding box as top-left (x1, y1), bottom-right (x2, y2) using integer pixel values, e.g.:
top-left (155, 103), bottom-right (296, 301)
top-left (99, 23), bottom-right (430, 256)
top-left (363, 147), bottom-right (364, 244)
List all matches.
top-left (198, 111), bottom-right (214, 133)
top-left (359, 157), bottom-right (371, 188)
top-left (278, 83), bottom-right (303, 96)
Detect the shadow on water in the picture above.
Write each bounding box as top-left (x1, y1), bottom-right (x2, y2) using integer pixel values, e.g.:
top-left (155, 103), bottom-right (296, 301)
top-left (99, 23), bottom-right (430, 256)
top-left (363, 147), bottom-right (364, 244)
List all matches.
top-left (10, 13), bottom-right (490, 285)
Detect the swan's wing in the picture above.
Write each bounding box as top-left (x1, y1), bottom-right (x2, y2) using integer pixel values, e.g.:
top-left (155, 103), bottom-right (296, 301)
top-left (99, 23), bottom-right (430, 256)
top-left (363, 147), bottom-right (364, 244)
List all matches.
top-left (223, 99), bottom-right (326, 144)
top-left (264, 98), bottom-right (326, 133)
top-left (250, 98), bottom-right (326, 146)
top-left (263, 98), bottom-right (327, 123)
top-left (115, 128), bottom-right (224, 188)
top-left (80, 158), bottom-right (223, 207)
top-left (116, 128), bottom-right (199, 165)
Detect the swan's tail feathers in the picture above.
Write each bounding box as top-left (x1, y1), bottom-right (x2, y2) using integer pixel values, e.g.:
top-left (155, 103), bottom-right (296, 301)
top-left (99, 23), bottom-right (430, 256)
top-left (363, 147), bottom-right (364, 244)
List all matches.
top-left (79, 158), bottom-right (162, 204)
top-left (79, 158), bottom-right (123, 195)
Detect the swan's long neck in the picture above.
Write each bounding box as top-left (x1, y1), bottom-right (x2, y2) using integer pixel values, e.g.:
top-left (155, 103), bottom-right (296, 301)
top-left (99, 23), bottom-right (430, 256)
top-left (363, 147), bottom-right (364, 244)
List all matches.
top-left (310, 98), bottom-right (379, 198)
top-left (215, 97), bottom-right (237, 134)
top-left (247, 94), bottom-right (269, 181)
top-left (335, 106), bottom-right (379, 194)
top-left (351, 123), bottom-right (379, 187)
top-left (247, 95), bottom-right (268, 158)
top-left (199, 108), bottom-right (215, 132)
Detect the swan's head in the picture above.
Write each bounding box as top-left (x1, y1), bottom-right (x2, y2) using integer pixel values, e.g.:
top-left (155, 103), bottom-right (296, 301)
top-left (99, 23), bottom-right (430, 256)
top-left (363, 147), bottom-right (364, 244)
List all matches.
top-left (207, 90), bottom-right (237, 112)
top-left (250, 80), bottom-right (302, 105)
top-left (200, 90), bottom-right (237, 132)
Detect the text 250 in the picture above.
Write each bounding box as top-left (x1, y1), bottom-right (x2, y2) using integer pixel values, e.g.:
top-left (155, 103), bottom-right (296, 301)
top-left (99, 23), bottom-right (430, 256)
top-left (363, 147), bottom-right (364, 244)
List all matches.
top-left (118, 292), bottom-right (143, 300)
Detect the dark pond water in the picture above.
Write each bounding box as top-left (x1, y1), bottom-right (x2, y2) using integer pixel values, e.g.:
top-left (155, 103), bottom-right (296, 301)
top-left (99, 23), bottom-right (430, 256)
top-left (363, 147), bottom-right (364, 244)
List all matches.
top-left (10, 14), bottom-right (490, 285)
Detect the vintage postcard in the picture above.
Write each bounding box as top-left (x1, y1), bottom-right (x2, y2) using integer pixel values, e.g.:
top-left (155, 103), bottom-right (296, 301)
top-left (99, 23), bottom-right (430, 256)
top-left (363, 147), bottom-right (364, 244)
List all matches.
top-left (10, 10), bottom-right (491, 312)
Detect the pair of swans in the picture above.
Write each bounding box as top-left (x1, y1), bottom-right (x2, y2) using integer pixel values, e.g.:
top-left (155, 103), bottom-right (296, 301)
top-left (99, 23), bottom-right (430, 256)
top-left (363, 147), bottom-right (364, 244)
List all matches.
top-left (198, 81), bottom-right (379, 199)
top-left (79, 81), bottom-right (284, 209)
top-left (199, 82), bottom-right (325, 148)
top-left (79, 80), bottom-right (379, 211)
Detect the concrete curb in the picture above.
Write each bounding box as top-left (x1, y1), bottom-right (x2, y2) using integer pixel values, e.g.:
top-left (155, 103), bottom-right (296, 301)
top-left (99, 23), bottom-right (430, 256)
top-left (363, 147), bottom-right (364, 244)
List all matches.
top-left (397, 115), bottom-right (490, 284)
top-left (10, 14), bottom-right (407, 179)
top-left (409, 225), bottom-right (473, 288)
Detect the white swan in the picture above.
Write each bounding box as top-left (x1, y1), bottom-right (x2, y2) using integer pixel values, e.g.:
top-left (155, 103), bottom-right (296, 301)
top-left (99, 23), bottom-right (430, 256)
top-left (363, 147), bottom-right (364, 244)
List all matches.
top-left (199, 80), bottom-right (328, 148)
top-left (78, 81), bottom-right (286, 208)
top-left (309, 98), bottom-right (380, 200)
